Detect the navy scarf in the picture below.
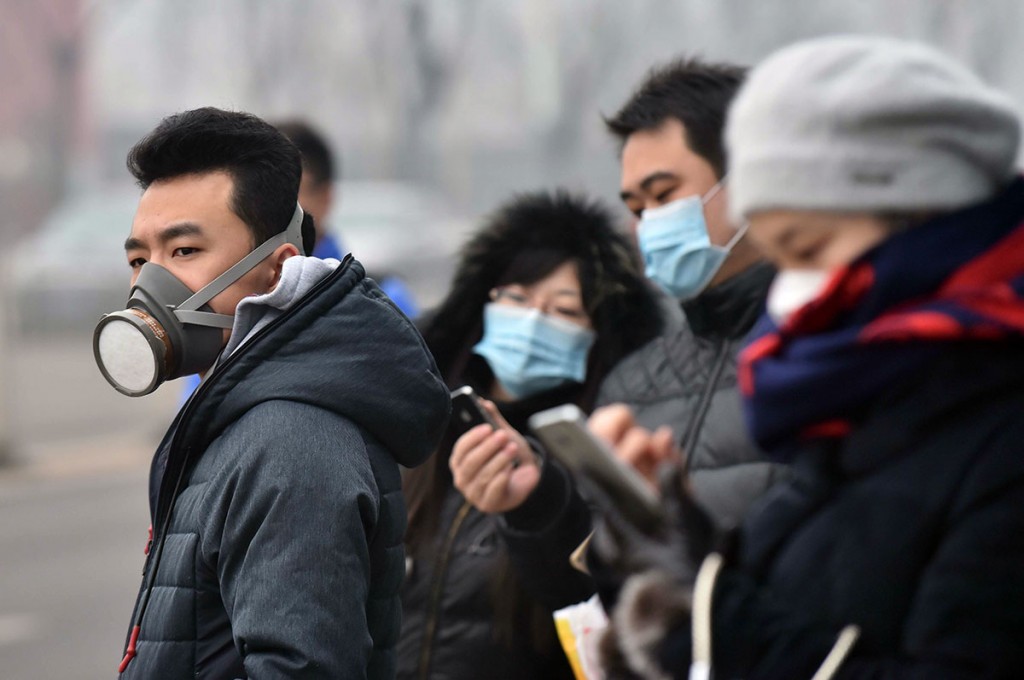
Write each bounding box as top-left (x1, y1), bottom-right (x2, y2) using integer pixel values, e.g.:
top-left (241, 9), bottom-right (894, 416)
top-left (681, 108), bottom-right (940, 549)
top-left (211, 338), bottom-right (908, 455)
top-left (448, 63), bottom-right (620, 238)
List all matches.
top-left (740, 177), bottom-right (1024, 460)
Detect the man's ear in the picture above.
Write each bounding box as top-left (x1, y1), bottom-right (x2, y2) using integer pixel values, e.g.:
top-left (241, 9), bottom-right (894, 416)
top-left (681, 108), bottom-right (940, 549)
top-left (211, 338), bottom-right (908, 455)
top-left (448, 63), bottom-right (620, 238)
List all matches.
top-left (268, 242), bottom-right (300, 290)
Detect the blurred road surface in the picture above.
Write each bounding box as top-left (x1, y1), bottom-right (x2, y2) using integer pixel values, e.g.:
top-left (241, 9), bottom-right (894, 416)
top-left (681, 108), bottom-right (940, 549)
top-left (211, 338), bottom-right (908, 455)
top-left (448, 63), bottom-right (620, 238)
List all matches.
top-left (0, 452), bottom-right (150, 679)
top-left (0, 333), bottom-right (178, 678)
top-left (4, 334), bottom-right (178, 455)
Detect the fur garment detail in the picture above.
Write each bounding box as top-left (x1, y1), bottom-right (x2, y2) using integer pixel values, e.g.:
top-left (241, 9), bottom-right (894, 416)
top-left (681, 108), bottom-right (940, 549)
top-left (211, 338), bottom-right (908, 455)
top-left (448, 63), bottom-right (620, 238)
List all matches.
top-left (611, 570), bottom-right (692, 680)
top-left (420, 190), bottom-right (663, 378)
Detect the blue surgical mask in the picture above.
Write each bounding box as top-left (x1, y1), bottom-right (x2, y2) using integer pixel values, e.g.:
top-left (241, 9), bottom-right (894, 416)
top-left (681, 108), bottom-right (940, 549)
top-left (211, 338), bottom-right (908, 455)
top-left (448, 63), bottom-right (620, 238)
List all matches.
top-left (637, 180), bottom-right (747, 300)
top-left (472, 303), bottom-right (596, 399)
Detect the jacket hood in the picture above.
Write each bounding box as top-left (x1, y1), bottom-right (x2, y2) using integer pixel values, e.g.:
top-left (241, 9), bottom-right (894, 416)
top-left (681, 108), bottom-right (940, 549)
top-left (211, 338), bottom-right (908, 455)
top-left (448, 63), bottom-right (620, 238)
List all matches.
top-left (183, 256), bottom-right (449, 468)
top-left (421, 189), bottom-right (663, 379)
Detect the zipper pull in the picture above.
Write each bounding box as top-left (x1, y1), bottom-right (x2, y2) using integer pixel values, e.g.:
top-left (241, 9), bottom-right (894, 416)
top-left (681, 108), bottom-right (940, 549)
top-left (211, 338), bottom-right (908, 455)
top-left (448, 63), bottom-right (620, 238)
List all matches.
top-left (118, 625), bottom-right (141, 673)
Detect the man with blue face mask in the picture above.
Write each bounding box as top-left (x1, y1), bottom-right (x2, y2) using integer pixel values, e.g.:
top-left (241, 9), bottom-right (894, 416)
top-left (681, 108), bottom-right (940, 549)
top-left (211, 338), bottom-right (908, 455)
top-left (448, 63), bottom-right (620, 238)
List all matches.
top-left (591, 58), bottom-right (786, 531)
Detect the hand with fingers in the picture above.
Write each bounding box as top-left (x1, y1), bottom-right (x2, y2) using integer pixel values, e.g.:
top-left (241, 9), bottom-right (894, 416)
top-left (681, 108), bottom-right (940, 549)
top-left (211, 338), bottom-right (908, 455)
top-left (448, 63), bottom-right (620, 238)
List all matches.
top-left (450, 399), bottom-right (543, 514)
top-left (582, 404), bottom-right (712, 581)
top-left (586, 464), bottom-right (714, 584)
top-left (588, 404), bottom-right (679, 488)
top-left (588, 464), bottom-right (717, 680)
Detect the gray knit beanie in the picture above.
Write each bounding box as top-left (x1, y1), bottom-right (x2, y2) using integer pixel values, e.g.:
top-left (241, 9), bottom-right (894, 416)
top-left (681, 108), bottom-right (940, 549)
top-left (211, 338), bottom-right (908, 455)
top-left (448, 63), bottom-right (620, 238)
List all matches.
top-left (726, 35), bottom-right (1021, 222)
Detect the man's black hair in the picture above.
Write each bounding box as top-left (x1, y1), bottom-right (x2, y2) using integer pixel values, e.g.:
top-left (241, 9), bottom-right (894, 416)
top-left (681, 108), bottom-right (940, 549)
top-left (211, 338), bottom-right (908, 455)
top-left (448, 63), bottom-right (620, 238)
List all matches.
top-left (274, 119), bottom-right (338, 187)
top-left (127, 107), bottom-right (315, 254)
top-left (604, 57), bottom-right (747, 178)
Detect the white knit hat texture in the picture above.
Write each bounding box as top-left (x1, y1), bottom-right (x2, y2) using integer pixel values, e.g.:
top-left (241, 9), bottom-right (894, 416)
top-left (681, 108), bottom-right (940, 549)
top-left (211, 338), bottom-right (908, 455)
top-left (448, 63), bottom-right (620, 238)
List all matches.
top-left (726, 35), bottom-right (1021, 222)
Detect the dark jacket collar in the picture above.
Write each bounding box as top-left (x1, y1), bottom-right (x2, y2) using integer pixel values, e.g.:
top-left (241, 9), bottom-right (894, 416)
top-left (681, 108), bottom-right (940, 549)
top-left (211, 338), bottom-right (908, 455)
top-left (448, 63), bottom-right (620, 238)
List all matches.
top-left (682, 261), bottom-right (775, 339)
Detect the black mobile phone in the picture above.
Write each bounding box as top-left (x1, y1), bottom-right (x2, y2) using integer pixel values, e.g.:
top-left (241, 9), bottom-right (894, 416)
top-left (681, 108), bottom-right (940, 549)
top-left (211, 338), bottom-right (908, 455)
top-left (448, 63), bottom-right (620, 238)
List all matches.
top-left (450, 386), bottom-right (499, 437)
top-left (529, 403), bottom-right (665, 531)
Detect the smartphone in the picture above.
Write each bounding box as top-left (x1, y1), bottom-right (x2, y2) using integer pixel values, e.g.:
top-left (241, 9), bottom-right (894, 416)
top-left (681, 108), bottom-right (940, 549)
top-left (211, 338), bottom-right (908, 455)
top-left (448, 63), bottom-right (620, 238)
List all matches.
top-left (529, 404), bottom-right (664, 530)
top-left (450, 386), bottom-right (499, 437)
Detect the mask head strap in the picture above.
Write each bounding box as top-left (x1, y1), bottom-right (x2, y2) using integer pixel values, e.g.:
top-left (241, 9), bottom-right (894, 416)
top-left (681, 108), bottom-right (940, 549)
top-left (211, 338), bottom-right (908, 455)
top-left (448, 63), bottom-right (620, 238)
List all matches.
top-left (701, 173), bottom-right (727, 206)
top-left (705, 174), bottom-right (747, 252)
top-left (175, 204), bottom-right (304, 323)
top-left (723, 220), bottom-right (749, 252)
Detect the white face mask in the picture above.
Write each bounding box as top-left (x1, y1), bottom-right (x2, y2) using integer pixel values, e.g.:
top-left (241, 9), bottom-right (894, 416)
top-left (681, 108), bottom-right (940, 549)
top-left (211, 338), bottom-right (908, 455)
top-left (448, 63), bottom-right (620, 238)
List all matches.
top-left (766, 269), bottom-right (833, 326)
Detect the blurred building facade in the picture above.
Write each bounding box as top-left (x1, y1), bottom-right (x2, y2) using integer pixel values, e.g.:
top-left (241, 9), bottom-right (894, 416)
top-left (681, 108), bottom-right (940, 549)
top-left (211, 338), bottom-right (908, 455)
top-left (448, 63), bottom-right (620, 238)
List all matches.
top-left (3, 0), bottom-right (1023, 246)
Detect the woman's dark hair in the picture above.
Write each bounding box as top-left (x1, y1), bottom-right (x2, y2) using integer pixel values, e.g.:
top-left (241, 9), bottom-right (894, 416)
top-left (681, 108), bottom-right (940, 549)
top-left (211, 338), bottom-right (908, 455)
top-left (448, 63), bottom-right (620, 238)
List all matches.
top-left (403, 190), bottom-right (663, 651)
top-left (604, 57), bottom-right (747, 178)
top-left (127, 107), bottom-right (316, 254)
top-left (420, 189), bottom-right (663, 385)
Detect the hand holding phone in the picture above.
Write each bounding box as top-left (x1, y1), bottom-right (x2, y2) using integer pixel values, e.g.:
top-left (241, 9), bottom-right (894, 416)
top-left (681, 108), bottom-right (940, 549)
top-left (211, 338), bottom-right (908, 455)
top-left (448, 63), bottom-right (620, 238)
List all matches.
top-left (529, 404), bottom-right (665, 532)
top-left (588, 404), bottom-right (679, 487)
top-left (450, 386), bottom-right (499, 436)
top-left (449, 387), bottom-right (541, 514)
top-left (531, 405), bottom-right (716, 584)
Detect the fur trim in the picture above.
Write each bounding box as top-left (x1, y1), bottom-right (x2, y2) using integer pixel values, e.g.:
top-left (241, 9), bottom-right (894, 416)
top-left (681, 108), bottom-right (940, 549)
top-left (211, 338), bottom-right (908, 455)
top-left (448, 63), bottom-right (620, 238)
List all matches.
top-left (422, 189), bottom-right (663, 380)
top-left (612, 570), bottom-right (692, 680)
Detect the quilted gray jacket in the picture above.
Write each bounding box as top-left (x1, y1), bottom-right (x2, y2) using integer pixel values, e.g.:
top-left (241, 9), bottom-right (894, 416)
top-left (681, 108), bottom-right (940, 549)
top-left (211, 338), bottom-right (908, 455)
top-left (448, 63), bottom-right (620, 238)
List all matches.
top-left (596, 262), bottom-right (786, 528)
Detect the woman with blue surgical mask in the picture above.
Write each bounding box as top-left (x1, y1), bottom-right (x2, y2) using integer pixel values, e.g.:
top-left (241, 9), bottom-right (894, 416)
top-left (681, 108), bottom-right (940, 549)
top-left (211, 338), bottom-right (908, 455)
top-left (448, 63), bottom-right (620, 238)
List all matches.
top-left (472, 266), bottom-right (597, 399)
top-left (398, 190), bottom-right (662, 680)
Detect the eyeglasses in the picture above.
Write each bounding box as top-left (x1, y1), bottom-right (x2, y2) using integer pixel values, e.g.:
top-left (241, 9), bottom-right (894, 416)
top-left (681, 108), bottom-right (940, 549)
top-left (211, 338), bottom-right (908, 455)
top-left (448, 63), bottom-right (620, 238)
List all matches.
top-left (489, 286), bottom-right (590, 328)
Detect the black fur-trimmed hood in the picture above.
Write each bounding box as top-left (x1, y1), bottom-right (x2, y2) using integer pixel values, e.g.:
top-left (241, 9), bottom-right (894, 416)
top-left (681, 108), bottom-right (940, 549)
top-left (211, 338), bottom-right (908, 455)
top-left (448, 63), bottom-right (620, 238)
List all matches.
top-left (421, 189), bottom-right (663, 383)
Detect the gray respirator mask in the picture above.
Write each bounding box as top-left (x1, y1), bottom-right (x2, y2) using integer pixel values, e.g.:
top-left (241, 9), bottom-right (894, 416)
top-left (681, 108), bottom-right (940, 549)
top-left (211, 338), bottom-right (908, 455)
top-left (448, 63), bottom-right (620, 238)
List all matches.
top-left (93, 205), bottom-right (305, 397)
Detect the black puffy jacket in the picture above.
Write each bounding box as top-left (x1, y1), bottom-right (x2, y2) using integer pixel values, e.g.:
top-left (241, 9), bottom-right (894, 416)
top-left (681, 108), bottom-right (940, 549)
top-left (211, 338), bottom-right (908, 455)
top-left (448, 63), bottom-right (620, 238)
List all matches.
top-left (397, 385), bottom-right (594, 680)
top-left (638, 344), bottom-right (1024, 678)
top-left (400, 191), bottom-right (664, 680)
top-left (118, 259), bottom-right (449, 679)
top-left (705, 345), bottom-right (1024, 678)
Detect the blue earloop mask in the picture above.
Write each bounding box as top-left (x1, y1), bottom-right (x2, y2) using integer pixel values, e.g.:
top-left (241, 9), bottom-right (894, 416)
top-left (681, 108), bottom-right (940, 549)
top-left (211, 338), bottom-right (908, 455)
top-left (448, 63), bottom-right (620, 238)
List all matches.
top-left (636, 179), bottom-right (747, 300)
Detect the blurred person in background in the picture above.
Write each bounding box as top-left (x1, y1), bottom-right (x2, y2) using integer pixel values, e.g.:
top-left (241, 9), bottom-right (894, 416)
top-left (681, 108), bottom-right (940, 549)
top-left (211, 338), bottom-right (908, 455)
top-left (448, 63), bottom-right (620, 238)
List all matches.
top-left (180, 118), bottom-right (419, 402)
top-left (398, 190), bottom-right (662, 679)
top-left (592, 58), bottom-right (785, 533)
top-left (272, 120), bottom-right (419, 315)
top-left (273, 119), bottom-right (419, 316)
top-left (598, 36), bottom-right (1024, 678)
top-left (274, 119), bottom-right (343, 260)
top-left (99, 107), bottom-right (449, 679)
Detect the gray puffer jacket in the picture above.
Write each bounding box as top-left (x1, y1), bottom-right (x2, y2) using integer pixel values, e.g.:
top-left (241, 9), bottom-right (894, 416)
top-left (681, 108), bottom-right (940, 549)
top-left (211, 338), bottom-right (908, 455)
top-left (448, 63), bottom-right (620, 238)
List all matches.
top-left (118, 257), bottom-right (450, 680)
top-left (596, 262), bottom-right (785, 528)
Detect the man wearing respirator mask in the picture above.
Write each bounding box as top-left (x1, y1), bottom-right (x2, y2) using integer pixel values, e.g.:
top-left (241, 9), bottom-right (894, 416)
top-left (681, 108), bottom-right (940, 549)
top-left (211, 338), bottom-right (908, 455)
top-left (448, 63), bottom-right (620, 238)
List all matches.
top-left (96, 107), bottom-right (449, 680)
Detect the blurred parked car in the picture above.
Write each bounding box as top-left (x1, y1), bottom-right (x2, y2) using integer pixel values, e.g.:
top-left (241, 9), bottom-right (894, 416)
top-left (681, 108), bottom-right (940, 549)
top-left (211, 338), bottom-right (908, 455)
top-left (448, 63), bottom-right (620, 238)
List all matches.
top-left (8, 188), bottom-right (140, 336)
top-left (327, 180), bottom-right (468, 311)
top-left (8, 182), bottom-right (467, 336)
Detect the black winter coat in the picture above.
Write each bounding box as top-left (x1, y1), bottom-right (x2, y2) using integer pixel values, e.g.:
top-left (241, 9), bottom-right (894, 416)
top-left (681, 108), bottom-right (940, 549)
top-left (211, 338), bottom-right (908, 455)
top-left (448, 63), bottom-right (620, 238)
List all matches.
top-left (398, 383), bottom-right (594, 680)
top-left (118, 259), bottom-right (450, 679)
top-left (655, 344), bottom-right (1024, 678)
top-left (401, 190), bottom-right (664, 680)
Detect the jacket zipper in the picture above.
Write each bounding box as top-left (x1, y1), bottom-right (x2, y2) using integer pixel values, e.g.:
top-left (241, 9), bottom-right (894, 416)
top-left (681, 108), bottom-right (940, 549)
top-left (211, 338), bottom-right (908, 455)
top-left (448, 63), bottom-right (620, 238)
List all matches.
top-left (120, 255), bottom-right (356, 673)
top-left (417, 500), bottom-right (473, 680)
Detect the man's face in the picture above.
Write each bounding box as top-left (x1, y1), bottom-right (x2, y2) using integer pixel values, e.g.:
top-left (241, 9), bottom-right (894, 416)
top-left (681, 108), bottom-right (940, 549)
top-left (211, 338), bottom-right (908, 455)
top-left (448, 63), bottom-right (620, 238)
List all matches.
top-left (619, 117), bottom-right (744, 288)
top-left (124, 171), bottom-right (284, 332)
